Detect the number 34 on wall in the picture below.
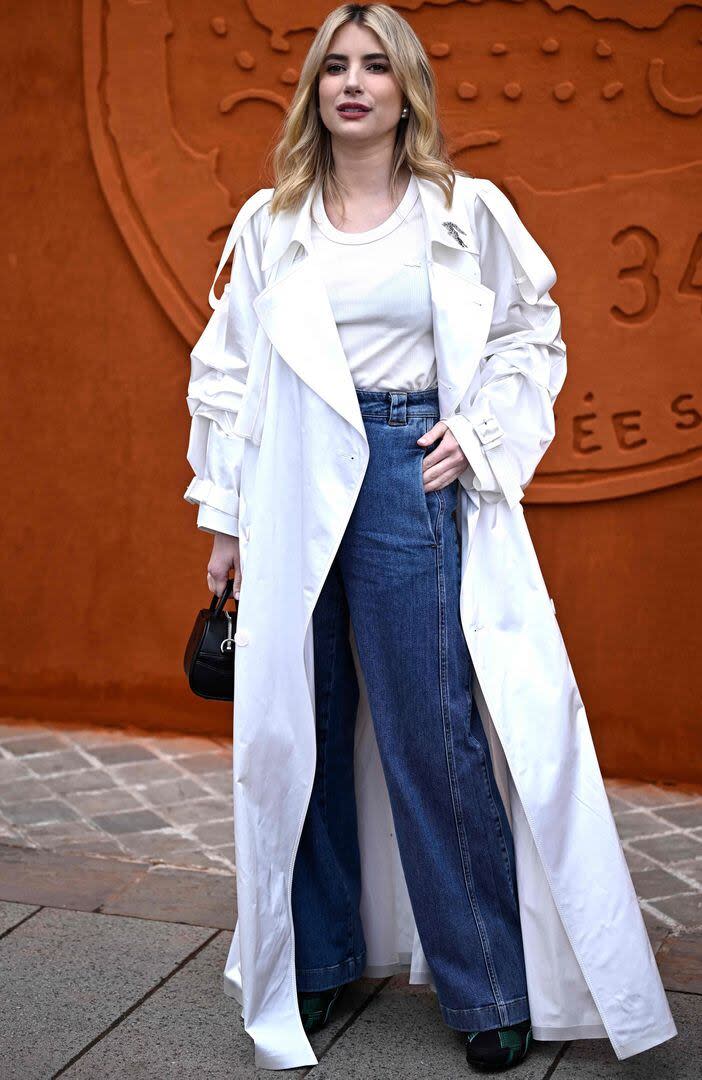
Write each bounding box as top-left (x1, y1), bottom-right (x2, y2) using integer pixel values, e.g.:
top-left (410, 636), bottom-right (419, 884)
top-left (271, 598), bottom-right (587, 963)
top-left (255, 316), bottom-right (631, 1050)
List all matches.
top-left (611, 227), bottom-right (702, 321)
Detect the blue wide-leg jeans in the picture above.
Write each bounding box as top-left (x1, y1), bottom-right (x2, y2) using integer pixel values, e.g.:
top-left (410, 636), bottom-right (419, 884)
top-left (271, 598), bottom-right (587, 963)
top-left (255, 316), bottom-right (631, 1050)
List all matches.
top-left (291, 387), bottom-right (530, 1031)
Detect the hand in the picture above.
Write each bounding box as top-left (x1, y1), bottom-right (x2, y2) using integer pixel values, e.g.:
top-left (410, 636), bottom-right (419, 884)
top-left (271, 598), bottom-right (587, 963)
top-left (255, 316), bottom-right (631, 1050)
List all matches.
top-left (207, 533), bottom-right (241, 600)
top-left (417, 421), bottom-right (470, 492)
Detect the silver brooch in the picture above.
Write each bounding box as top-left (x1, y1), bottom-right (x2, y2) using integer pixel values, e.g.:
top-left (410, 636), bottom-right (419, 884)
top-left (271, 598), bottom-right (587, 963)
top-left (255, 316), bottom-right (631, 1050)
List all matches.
top-left (442, 220), bottom-right (469, 248)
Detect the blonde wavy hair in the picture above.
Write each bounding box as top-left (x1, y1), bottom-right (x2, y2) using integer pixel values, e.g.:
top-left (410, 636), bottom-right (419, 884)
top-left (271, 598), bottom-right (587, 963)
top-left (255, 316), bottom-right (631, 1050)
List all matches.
top-left (266, 2), bottom-right (467, 215)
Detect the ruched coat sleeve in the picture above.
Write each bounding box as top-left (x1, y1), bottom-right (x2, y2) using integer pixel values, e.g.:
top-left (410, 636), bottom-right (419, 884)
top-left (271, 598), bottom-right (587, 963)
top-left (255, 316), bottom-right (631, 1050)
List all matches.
top-left (183, 200), bottom-right (267, 536)
top-left (442, 179), bottom-right (567, 508)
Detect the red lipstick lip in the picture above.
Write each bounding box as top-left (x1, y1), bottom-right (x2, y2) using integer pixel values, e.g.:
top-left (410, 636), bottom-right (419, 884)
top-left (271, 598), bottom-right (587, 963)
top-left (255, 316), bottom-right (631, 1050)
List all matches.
top-left (337, 103), bottom-right (371, 113)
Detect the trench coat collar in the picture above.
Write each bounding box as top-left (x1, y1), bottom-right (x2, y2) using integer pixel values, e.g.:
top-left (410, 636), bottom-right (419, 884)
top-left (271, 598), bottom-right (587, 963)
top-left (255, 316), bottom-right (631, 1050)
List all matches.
top-left (252, 167), bottom-right (494, 441)
top-left (260, 168), bottom-right (480, 272)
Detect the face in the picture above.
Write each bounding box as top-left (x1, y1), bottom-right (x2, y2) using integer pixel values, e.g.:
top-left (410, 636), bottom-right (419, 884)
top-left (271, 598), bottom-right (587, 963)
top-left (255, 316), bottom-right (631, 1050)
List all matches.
top-left (317, 21), bottom-right (405, 145)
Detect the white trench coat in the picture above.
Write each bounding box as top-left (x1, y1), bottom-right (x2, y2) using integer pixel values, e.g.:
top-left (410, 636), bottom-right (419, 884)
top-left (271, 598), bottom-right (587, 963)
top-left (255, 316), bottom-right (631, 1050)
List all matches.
top-left (183, 170), bottom-right (677, 1068)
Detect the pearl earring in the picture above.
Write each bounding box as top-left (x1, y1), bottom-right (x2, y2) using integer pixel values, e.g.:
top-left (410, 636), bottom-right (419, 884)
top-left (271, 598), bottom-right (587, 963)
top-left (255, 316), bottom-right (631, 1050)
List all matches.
top-left (401, 105), bottom-right (409, 118)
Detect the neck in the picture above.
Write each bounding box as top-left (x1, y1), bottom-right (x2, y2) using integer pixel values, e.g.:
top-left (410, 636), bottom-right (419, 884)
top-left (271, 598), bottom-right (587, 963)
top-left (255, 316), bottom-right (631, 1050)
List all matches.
top-left (327, 145), bottom-right (411, 204)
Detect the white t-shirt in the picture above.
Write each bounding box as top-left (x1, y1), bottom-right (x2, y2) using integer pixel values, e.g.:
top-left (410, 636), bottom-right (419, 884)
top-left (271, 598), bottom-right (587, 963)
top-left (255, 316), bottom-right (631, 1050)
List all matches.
top-left (309, 172), bottom-right (438, 392)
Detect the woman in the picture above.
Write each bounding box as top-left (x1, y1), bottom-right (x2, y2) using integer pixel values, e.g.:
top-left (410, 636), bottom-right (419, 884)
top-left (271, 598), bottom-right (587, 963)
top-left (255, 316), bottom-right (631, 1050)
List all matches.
top-left (183, 2), bottom-right (677, 1072)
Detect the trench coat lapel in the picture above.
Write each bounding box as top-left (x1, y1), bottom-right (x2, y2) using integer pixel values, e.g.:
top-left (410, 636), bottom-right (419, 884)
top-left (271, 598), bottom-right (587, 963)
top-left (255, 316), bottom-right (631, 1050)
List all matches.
top-left (253, 171), bottom-right (496, 433)
top-left (414, 174), bottom-right (496, 418)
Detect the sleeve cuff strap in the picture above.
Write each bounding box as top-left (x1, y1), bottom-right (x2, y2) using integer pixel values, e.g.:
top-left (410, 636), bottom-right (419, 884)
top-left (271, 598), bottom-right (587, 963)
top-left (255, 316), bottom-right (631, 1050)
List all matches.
top-left (443, 413), bottom-right (524, 509)
top-left (481, 442), bottom-right (524, 509)
top-left (196, 503), bottom-right (239, 537)
top-left (183, 476), bottom-right (240, 517)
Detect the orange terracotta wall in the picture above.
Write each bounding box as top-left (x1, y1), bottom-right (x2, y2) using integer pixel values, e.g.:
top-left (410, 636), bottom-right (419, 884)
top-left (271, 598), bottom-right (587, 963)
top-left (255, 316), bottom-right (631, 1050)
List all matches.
top-left (1, 1), bottom-right (700, 780)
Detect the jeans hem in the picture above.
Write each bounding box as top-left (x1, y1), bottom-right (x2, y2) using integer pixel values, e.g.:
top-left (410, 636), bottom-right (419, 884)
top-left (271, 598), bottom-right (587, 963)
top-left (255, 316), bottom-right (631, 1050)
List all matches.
top-left (295, 948), bottom-right (367, 991)
top-left (439, 994), bottom-right (531, 1031)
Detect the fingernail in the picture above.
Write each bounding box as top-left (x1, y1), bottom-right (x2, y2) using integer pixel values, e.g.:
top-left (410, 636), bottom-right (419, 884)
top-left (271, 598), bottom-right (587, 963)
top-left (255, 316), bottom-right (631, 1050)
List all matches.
top-left (234, 591), bottom-right (240, 600)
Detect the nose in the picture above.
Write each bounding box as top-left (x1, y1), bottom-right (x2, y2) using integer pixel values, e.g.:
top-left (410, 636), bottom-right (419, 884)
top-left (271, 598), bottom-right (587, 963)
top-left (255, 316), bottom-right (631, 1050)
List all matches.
top-left (343, 65), bottom-right (364, 93)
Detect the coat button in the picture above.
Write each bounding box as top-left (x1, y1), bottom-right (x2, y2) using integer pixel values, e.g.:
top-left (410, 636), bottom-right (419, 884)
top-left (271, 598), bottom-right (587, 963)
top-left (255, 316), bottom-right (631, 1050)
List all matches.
top-left (234, 628), bottom-right (250, 646)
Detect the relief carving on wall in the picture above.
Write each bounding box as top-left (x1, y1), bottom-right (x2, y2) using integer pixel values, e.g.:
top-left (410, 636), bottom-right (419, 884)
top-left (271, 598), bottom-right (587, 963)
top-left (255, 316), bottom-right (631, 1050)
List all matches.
top-left (83, 0), bottom-right (702, 502)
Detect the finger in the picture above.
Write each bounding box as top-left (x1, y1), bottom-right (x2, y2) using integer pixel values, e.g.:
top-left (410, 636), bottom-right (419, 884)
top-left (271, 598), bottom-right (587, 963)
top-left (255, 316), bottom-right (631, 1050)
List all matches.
top-left (232, 566), bottom-right (242, 602)
top-left (416, 420), bottom-right (447, 446)
top-left (423, 442), bottom-right (464, 471)
top-left (424, 475), bottom-right (453, 492)
top-left (421, 440), bottom-right (454, 472)
top-left (207, 571), bottom-right (227, 597)
top-left (422, 460), bottom-right (459, 491)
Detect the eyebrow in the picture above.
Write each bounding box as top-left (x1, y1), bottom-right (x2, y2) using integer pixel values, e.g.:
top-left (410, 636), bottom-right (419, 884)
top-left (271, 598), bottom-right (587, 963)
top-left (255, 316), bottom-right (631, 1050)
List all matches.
top-left (322, 52), bottom-right (389, 62)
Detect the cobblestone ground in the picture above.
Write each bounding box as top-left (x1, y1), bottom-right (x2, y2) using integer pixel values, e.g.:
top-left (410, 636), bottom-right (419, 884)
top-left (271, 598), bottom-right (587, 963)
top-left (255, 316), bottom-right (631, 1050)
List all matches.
top-left (1, 716), bottom-right (700, 1078)
top-left (0, 718), bottom-right (236, 871)
top-left (1, 718), bottom-right (701, 929)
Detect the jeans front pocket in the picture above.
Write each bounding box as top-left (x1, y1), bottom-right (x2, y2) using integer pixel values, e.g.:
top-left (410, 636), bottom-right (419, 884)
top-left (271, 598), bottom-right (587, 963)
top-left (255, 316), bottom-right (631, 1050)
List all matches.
top-left (414, 416), bottom-right (444, 547)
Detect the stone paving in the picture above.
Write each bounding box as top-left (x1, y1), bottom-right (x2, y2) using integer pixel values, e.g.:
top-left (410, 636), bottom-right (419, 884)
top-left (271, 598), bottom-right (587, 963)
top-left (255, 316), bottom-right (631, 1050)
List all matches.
top-left (0, 719), bottom-right (236, 871)
top-left (0, 715), bottom-right (700, 1077)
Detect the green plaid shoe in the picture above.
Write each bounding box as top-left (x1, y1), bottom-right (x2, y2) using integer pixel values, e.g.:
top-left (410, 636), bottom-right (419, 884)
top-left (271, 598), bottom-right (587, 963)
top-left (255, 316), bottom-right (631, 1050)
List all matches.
top-left (465, 1017), bottom-right (533, 1071)
top-left (297, 984), bottom-right (346, 1034)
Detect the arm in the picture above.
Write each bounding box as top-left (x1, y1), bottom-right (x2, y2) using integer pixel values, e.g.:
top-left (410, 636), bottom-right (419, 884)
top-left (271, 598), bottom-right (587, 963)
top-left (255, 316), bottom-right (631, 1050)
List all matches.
top-left (183, 197), bottom-right (268, 536)
top-left (441, 179), bottom-right (567, 508)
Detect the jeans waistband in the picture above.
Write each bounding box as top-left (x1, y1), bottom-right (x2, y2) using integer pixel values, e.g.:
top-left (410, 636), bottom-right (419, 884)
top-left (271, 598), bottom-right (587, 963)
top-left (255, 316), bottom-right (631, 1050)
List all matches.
top-left (355, 387), bottom-right (439, 423)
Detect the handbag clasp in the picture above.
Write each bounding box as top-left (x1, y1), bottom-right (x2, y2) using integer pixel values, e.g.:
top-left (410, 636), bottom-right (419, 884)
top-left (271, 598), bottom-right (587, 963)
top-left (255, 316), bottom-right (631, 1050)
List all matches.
top-left (220, 610), bottom-right (235, 653)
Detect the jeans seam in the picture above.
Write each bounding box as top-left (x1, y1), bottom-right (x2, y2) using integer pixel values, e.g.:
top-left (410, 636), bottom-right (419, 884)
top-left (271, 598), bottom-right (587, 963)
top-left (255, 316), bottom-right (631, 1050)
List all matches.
top-left (468, 729), bottom-right (517, 898)
top-left (439, 994), bottom-right (531, 1030)
top-left (422, 416), bottom-right (440, 547)
top-left (317, 568), bottom-right (357, 958)
top-left (441, 994), bottom-right (530, 1015)
top-left (317, 590), bottom-right (338, 828)
top-left (435, 499), bottom-right (510, 1025)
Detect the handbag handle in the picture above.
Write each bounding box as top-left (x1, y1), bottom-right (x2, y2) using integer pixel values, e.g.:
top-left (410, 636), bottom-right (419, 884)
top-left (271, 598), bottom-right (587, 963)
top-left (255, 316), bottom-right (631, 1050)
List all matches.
top-left (209, 577), bottom-right (234, 616)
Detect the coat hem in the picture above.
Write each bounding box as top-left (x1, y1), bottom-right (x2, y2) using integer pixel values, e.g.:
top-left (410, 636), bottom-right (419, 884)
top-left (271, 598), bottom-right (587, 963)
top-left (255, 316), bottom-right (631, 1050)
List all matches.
top-left (222, 975), bottom-right (319, 1070)
top-left (222, 973), bottom-right (242, 1004)
top-left (610, 1018), bottom-right (678, 1061)
top-left (531, 1018), bottom-right (678, 1060)
top-left (254, 1046), bottom-right (319, 1070)
top-left (532, 1021), bottom-right (607, 1041)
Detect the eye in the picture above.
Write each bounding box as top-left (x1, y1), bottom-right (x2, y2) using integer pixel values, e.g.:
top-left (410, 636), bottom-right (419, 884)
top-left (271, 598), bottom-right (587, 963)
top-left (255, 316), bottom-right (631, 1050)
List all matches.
top-left (323, 62), bottom-right (390, 74)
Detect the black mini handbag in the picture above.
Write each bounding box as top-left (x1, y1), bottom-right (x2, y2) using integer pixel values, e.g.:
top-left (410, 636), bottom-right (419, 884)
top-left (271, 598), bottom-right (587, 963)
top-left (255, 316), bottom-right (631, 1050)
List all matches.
top-left (183, 579), bottom-right (237, 700)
